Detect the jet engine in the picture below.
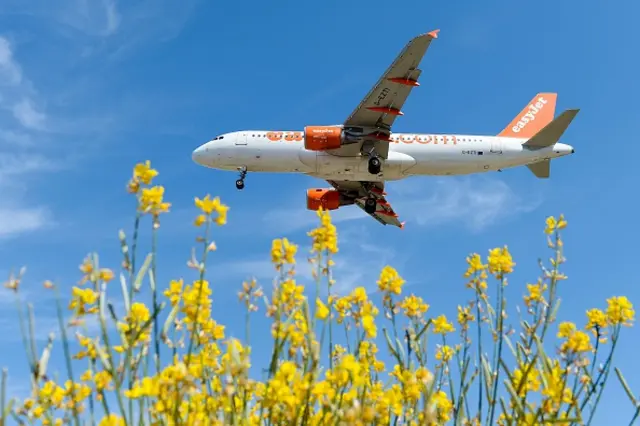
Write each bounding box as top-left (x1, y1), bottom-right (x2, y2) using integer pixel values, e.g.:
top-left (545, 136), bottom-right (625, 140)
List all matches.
top-left (306, 188), bottom-right (341, 211)
top-left (303, 126), bottom-right (347, 151)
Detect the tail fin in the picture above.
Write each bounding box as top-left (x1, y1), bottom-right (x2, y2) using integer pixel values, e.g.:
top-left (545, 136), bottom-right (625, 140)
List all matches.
top-left (498, 93), bottom-right (557, 138)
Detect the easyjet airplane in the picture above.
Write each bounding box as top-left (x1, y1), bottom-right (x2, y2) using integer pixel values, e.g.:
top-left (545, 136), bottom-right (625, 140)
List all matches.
top-left (192, 30), bottom-right (578, 228)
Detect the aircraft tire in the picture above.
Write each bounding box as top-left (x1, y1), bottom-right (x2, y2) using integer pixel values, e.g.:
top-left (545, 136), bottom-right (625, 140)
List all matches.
top-left (368, 157), bottom-right (381, 174)
top-left (235, 179), bottom-right (245, 190)
top-left (364, 198), bottom-right (377, 214)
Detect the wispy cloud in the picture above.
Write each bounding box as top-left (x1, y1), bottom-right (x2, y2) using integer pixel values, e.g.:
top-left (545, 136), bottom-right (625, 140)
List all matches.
top-left (261, 175), bottom-right (541, 236)
top-left (0, 0), bottom-right (201, 240)
top-left (0, 36), bottom-right (57, 239)
top-left (217, 225), bottom-right (410, 295)
top-left (0, 36), bottom-right (46, 134)
top-left (1, 0), bottom-right (199, 60)
top-left (389, 176), bottom-right (542, 232)
top-left (2, 0), bottom-right (120, 38)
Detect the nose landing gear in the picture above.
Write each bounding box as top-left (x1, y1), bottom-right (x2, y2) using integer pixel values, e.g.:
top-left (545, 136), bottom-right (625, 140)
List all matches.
top-left (236, 166), bottom-right (247, 190)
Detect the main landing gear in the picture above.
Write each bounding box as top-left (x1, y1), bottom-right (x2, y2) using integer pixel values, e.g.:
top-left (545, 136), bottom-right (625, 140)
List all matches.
top-left (368, 156), bottom-right (382, 175)
top-left (364, 197), bottom-right (377, 214)
top-left (235, 166), bottom-right (247, 190)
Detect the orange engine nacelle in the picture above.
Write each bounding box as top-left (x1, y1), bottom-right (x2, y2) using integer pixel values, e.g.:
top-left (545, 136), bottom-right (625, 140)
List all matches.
top-left (303, 126), bottom-right (345, 151)
top-left (306, 188), bottom-right (341, 211)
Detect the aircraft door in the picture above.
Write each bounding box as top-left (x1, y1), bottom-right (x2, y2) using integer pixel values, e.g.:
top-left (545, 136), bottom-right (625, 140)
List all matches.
top-left (490, 139), bottom-right (503, 154)
top-left (235, 132), bottom-right (248, 146)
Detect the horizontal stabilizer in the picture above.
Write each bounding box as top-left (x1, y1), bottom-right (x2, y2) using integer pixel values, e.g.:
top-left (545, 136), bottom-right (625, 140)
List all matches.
top-left (523, 108), bottom-right (580, 150)
top-left (527, 159), bottom-right (550, 179)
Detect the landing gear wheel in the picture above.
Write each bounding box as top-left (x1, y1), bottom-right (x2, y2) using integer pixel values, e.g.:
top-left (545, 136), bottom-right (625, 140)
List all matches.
top-left (368, 156), bottom-right (382, 174)
top-left (236, 166), bottom-right (247, 190)
top-left (364, 197), bottom-right (377, 214)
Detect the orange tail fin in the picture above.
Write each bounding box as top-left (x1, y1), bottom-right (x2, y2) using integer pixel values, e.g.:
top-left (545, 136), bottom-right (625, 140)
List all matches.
top-left (498, 93), bottom-right (557, 138)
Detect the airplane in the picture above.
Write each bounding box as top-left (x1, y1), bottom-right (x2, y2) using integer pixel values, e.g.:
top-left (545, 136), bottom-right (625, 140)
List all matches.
top-left (191, 30), bottom-right (578, 228)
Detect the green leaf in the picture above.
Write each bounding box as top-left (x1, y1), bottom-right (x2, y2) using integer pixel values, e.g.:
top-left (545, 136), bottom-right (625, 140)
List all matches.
top-left (119, 273), bottom-right (131, 314)
top-left (134, 253), bottom-right (153, 292)
top-left (504, 379), bottom-right (526, 417)
top-left (614, 367), bottom-right (638, 406)
top-left (93, 338), bottom-right (112, 371)
top-left (37, 332), bottom-right (55, 382)
top-left (162, 303), bottom-right (180, 339)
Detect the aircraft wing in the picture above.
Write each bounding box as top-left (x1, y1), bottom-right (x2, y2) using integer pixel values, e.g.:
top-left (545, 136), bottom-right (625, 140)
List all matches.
top-left (328, 180), bottom-right (404, 228)
top-left (341, 30), bottom-right (440, 158)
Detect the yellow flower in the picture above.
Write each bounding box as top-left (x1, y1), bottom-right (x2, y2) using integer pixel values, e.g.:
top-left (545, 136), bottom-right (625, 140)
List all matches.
top-left (98, 268), bottom-right (114, 283)
top-left (433, 314), bottom-right (455, 335)
top-left (308, 207), bottom-right (338, 255)
top-left (133, 160), bottom-right (158, 185)
top-left (377, 265), bottom-right (405, 295)
top-left (362, 314), bottom-right (376, 338)
top-left (524, 281), bottom-right (547, 307)
top-left (139, 185), bottom-right (171, 216)
top-left (545, 214), bottom-right (567, 234)
top-left (435, 345), bottom-right (454, 363)
top-left (431, 390), bottom-right (454, 423)
top-left (399, 294), bottom-right (429, 318)
top-left (99, 414), bottom-right (125, 426)
top-left (73, 335), bottom-right (98, 360)
top-left (457, 305), bottom-right (475, 328)
top-left (315, 298), bottom-right (329, 320)
top-left (545, 216), bottom-right (557, 234)
top-left (557, 322), bottom-right (577, 338)
top-left (512, 366), bottom-right (541, 397)
top-left (464, 252), bottom-right (486, 278)
top-left (68, 287), bottom-right (99, 317)
top-left (586, 308), bottom-right (608, 330)
top-left (127, 160), bottom-right (158, 194)
top-left (163, 279), bottom-right (183, 306)
top-left (271, 238), bottom-right (298, 266)
top-left (195, 194), bottom-right (229, 225)
top-left (606, 296), bottom-right (635, 326)
top-left (562, 330), bottom-right (592, 354)
top-left (487, 246), bottom-right (515, 277)
top-left (194, 214), bottom-right (207, 227)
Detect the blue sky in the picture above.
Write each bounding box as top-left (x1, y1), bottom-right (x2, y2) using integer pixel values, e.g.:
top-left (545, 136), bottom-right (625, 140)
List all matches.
top-left (1, 0), bottom-right (639, 423)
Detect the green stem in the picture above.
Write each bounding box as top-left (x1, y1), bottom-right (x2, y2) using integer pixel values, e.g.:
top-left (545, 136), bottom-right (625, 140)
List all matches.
top-left (487, 276), bottom-right (506, 426)
top-left (182, 218), bottom-right (212, 423)
top-left (539, 230), bottom-right (561, 343)
top-left (53, 288), bottom-right (81, 426)
top-left (474, 284), bottom-right (484, 421)
top-left (14, 296), bottom-right (37, 387)
top-left (585, 326), bottom-right (621, 425)
top-left (129, 213), bottom-right (141, 301)
top-left (151, 221), bottom-right (160, 375)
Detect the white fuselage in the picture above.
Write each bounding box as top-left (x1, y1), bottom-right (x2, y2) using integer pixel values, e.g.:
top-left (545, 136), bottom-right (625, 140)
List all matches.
top-left (192, 130), bottom-right (574, 182)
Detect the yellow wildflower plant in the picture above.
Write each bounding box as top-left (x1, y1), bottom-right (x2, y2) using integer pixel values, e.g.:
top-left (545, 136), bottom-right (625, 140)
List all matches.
top-left (1, 162), bottom-right (637, 426)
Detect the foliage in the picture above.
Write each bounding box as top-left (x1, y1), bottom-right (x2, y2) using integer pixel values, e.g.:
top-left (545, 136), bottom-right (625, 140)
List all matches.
top-left (1, 160), bottom-right (638, 426)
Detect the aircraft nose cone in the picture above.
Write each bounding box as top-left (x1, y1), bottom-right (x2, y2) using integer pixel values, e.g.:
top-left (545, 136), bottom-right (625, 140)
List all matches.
top-left (192, 144), bottom-right (207, 165)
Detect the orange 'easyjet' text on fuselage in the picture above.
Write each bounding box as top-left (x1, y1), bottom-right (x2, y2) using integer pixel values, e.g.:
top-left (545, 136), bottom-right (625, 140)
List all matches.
top-left (265, 131), bottom-right (458, 145)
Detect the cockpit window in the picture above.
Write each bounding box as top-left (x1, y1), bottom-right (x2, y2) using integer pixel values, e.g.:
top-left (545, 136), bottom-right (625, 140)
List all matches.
top-left (212, 135), bottom-right (225, 141)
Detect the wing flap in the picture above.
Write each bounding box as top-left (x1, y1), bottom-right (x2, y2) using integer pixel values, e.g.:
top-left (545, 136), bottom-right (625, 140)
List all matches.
top-left (328, 180), bottom-right (404, 228)
top-left (339, 30), bottom-right (439, 159)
